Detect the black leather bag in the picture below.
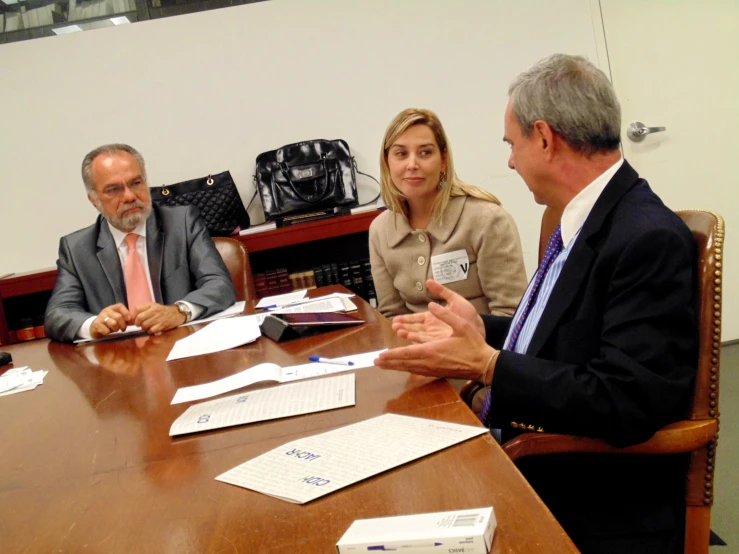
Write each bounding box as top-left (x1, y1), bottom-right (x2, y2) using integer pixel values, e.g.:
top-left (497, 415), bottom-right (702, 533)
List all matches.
top-left (254, 139), bottom-right (359, 221)
top-left (150, 171), bottom-right (250, 236)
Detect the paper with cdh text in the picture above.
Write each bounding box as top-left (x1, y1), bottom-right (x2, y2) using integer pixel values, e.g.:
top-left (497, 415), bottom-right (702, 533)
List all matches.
top-left (215, 414), bottom-right (487, 504)
top-left (169, 373), bottom-right (355, 436)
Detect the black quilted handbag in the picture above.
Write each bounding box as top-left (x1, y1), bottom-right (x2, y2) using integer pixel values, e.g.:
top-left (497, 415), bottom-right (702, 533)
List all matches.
top-left (150, 171), bottom-right (250, 236)
top-left (255, 139), bottom-right (359, 221)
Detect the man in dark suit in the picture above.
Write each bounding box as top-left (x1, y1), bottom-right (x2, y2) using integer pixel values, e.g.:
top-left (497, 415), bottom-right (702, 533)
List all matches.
top-left (376, 54), bottom-right (698, 553)
top-left (45, 144), bottom-right (235, 343)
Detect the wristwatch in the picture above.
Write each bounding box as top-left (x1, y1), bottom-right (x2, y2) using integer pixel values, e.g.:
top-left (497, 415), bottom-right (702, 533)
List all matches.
top-left (174, 301), bottom-right (192, 323)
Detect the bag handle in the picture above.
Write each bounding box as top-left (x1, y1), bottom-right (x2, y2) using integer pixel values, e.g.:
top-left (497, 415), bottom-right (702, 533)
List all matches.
top-left (278, 154), bottom-right (330, 203)
top-left (160, 175), bottom-right (214, 196)
top-left (353, 158), bottom-right (382, 207)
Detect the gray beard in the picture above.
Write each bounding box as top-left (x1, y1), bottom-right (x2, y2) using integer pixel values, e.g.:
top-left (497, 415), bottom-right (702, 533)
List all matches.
top-left (94, 197), bottom-right (152, 232)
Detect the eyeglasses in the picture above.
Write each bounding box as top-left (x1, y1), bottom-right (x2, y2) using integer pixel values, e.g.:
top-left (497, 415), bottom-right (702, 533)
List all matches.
top-left (98, 180), bottom-right (146, 199)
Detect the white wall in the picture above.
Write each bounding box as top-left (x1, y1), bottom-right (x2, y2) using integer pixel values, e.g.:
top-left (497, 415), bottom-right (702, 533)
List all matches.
top-left (0, 0), bottom-right (603, 280)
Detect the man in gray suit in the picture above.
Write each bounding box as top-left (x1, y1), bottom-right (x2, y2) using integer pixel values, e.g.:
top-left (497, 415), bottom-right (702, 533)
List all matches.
top-left (45, 144), bottom-right (236, 343)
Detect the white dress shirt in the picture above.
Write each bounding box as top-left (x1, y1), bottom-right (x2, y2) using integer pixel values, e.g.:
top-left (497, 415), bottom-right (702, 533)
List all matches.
top-left (503, 158), bottom-right (624, 354)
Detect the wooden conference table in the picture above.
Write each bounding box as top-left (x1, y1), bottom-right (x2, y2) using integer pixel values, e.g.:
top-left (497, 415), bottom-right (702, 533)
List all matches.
top-left (0, 287), bottom-right (578, 553)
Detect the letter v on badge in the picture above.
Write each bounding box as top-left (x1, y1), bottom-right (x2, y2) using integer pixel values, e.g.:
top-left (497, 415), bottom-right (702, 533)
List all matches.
top-left (431, 249), bottom-right (470, 285)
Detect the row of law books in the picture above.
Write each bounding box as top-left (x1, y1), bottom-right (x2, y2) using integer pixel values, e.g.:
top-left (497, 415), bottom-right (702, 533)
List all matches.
top-left (253, 259), bottom-right (377, 308)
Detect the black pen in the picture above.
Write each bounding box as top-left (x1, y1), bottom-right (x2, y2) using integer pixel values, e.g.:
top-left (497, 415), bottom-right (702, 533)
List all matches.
top-left (0, 273), bottom-right (15, 280)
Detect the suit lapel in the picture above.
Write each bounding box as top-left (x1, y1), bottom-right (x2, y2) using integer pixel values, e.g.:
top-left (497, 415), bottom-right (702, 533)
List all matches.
top-left (147, 207), bottom-right (164, 304)
top-left (96, 219), bottom-right (127, 305)
top-left (526, 161), bottom-right (640, 356)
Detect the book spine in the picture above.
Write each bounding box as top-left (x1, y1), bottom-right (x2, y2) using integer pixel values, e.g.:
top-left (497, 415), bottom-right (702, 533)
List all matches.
top-left (313, 265), bottom-right (326, 288)
top-left (254, 272), bottom-right (269, 299)
top-left (350, 261), bottom-right (364, 298)
top-left (362, 258), bottom-right (377, 307)
top-left (339, 263), bottom-right (353, 291)
top-left (304, 270), bottom-right (317, 290)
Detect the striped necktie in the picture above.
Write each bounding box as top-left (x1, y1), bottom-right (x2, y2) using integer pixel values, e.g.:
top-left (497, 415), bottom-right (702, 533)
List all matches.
top-left (479, 224), bottom-right (564, 422)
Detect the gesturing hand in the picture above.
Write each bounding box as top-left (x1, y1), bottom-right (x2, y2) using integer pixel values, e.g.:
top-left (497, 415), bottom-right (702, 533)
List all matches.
top-left (391, 280), bottom-right (485, 344)
top-left (377, 299), bottom-right (496, 383)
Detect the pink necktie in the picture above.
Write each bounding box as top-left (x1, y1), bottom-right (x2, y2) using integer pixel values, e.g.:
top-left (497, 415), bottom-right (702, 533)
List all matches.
top-left (124, 233), bottom-right (153, 312)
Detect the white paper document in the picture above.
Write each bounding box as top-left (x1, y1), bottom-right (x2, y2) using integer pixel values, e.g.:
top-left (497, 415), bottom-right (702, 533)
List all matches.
top-left (0, 366), bottom-right (48, 397)
top-left (216, 414), bottom-right (487, 504)
top-left (256, 290), bottom-right (307, 308)
top-left (171, 348), bottom-right (385, 404)
top-left (239, 222), bottom-right (276, 236)
top-left (74, 324), bottom-right (145, 344)
top-left (184, 301), bottom-right (246, 326)
top-left (169, 373), bottom-right (355, 436)
top-left (166, 315), bottom-right (261, 362)
top-left (269, 296), bottom-right (356, 315)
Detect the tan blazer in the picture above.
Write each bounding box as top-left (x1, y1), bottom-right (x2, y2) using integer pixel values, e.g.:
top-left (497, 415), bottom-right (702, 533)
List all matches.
top-left (369, 195), bottom-right (527, 318)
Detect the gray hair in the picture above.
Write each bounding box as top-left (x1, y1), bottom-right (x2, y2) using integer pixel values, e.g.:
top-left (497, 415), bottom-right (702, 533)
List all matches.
top-left (508, 54), bottom-right (621, 156)
top-left (81, 143), bottom-right (147, 193)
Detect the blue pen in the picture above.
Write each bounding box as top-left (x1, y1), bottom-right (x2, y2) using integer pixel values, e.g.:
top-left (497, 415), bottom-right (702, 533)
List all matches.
top-left (308, 356), bottom-right (354, 366)
top-left (260, 304), bottom-right (277, 310)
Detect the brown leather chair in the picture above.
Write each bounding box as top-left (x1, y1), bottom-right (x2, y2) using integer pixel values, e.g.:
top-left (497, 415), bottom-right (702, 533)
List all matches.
top-left (462, 209), bottom-right (725, 554)
top-left (212, 237), bottom-right (255, 303)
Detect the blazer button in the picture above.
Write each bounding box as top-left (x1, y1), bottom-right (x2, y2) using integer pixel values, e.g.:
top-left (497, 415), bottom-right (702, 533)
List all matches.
top-left (416, 282), bottom-right (423, 291)
top-left (418, 234), bottom-right (426, 243)
top-left (418, 256), bottom-right (425, 266)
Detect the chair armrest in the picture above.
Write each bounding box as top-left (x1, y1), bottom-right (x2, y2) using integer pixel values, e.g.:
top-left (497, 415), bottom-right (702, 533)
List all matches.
top-left (460, 380), bottom-right (485, 406)
top-left (503, 419), bottom-right (718, 461)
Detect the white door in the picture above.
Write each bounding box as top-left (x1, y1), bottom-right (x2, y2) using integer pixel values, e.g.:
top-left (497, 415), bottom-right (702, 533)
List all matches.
top-left (599, 0), bottom-right (738, 343)
top-left (599, 2), bottom-right (738, 549)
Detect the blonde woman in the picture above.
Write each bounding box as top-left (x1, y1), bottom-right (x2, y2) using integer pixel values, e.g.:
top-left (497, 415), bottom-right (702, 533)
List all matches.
top-left (369, 108), bottom-right (527, 318)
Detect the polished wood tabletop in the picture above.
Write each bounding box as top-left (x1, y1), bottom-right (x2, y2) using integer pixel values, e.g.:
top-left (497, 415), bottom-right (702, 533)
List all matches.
top-left (0, 287), bottom-right (578, 553)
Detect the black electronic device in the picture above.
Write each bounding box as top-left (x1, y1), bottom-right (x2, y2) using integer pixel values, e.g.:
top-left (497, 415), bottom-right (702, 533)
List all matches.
top-left (0, 352), bottom-right (12, 366)
top-left (259, 312), bottom-right (364, 342)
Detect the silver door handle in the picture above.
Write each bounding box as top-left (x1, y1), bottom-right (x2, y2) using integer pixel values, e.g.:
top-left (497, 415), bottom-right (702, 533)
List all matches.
top-left (627, 121), bottom-right (666, 142)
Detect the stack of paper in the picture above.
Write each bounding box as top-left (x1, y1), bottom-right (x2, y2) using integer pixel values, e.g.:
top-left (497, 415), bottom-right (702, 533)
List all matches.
top-left (169, 373), bottom-right (355, 436)
top-left (166, 315), bottom-right (261, 361)
top-left (267, 293), bottom-right (356, 314)
top-left (216, 414), bottom-right (487, 504)
top-left (170, 349), bottom-right (385, 404)
top-left (0, 366), bottom-right (48, 397)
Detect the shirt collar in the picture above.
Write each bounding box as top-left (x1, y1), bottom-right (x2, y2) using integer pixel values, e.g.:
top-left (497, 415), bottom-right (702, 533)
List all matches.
top-left (560, 158), bottom-right (623, 246)
top-left (107, 219), bottom-right (148, 250)
top-left (386, 195), bottom-right (467, 247)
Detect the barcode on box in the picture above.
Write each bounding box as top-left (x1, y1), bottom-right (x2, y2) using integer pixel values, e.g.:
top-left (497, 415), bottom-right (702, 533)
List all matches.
top-left (452, 513), bottom-right (479, 527)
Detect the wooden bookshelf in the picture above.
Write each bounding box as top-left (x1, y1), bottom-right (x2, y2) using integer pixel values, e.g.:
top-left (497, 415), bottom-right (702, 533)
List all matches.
top-left (0, 210), bottom-right (383, 346)
top-left (240, 210), bottom-right (382, 253)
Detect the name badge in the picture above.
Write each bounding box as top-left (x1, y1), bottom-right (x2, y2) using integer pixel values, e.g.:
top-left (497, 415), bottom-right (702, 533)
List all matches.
top-left (431, 249), bottom-right (470, 285)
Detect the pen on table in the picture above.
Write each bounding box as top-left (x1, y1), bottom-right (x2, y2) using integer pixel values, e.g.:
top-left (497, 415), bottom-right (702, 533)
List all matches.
top-left (260, 304), bottom-right (277, 310)
top-left (308, 356), bottom-right (354, 366)
top-left (367, 544), bottom-right (443, 551)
